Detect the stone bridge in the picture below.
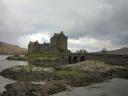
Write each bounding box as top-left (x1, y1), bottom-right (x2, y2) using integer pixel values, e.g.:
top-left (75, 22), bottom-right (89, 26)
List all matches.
top-left (67, 53), bottom-right (87, 64)
top-left (66, 53), bottom-right (128, 66)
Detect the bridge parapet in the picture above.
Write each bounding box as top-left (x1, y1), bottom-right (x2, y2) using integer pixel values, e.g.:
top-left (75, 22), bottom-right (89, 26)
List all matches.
top-left (66, 53), bottom-right (128, 66)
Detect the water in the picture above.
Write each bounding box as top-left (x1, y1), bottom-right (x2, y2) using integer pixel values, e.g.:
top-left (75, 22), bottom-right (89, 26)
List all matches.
top-left (0, 55), bottom-right (128, 96)
top-left (52, 78), bottom-right (128, 96)
top-left (0, 55), bottom-right (28, 92)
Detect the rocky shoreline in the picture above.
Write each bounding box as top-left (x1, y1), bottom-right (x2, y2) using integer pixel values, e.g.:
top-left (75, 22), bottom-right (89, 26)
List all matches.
top-left (2, 80), bottom-right (66, 96)
top-left (1, 60), bottom-right (128, 96)
top-left (0, 65), bottom-right (54, 82)
top-left (6, 55), bottom-right (27, 61)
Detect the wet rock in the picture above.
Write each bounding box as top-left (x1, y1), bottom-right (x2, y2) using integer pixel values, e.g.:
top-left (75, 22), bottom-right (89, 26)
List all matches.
top-left (2, 80), bottom-right (66, 96)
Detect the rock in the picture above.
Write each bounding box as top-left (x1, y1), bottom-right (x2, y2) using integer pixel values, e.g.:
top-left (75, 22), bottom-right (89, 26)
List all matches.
top-left (46, 80), bottom-right (66, 95)
top-left (54, 60), bottom-right (127, 87)
top-left (1, 60), bottom-right (128, 95)
top-left (2, 80), bottom-right (66, 96)
top-left (2, 82), bottom-right (46, 96)
top-left (0, 65), bottom-right (55, 82)
top-left (6, 55), bottom-right (27, 61)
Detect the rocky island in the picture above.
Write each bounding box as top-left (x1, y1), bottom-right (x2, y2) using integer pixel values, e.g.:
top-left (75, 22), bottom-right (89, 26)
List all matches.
top-left (1, 60), bottom-right (128, 96)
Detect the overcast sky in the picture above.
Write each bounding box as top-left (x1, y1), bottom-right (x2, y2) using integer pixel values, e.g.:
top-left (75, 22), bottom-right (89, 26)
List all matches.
top-left (0, 0), bottom-right (128, 52)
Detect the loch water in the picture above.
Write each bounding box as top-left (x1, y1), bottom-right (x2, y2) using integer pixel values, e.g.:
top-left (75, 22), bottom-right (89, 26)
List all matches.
top-left (0, 55), bottom-right (28, 92)
top-left (52, 78), bottom-right (128, 96)
top-left (0, 55), bottom-right (128, 96)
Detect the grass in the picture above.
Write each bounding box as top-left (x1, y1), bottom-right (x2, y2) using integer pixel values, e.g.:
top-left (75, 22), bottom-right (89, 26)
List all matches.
top-left (11, 65), bottom-right (45, 72)
top-left (27, 52), bottom-right (59, 60)
top-left (55, 70), bottom-right (82, 78)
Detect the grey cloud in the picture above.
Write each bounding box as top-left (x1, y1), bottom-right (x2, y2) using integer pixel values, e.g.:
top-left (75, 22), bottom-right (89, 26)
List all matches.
top-left (67, 0), bottom-right (128, 47)
top-left (0, 0), bottom-right (127, 50)
top-left (0, 1), bottom-right (36, 44)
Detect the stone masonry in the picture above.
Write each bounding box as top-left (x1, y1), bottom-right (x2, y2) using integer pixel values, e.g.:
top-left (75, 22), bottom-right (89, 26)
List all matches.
top-left (28, 31), bottom-right (68, 53)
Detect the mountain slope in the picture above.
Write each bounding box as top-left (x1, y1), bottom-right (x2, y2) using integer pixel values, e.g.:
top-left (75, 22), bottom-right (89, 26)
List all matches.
top-left (0, 41), bottom-right (27, 55)
top-left (107, 47), bottom-right (128, 55)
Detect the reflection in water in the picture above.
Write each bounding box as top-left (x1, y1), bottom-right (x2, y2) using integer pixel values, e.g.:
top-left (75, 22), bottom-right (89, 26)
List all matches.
top-left (0, 55), bottom-right (28, 92)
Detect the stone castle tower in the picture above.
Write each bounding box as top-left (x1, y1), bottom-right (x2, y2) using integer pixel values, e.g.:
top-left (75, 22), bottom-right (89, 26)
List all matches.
top-left (28, 31), bottom-right (68, 53)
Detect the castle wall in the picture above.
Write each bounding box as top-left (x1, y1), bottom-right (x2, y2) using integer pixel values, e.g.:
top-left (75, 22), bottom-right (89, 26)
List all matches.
top-left (50, 32), bottom-right (68, 52)
top-left (28, 41), bottom-right (40, 53)
top-left (57, 37), bottom-right (67, 52)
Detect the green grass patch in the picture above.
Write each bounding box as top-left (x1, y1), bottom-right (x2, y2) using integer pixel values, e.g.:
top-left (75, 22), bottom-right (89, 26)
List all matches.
top-left (55, 70), bottom-right (82, 78)
top-left (27, 52), bottom-right (59, 60)
top-left (11, 65), bottom-right (44, 72)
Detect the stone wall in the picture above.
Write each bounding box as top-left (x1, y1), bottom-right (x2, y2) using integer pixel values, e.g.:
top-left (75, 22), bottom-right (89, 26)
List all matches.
top-left (28, 53), bottom-right (128, 67)
top-left (50, 32), bottom-right (68, 52)
top-left (86, 53), bottom-right (128, 66)
top-left (28, 41), bottom-right (40, 53)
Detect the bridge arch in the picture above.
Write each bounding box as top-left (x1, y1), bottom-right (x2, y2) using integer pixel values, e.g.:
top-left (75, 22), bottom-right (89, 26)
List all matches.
top-left (69, 56), bottom-right (72, 64)
top-left (73, 56), bottom-right (78, 63)
top-left (80, 56), bottom-right (85, 62)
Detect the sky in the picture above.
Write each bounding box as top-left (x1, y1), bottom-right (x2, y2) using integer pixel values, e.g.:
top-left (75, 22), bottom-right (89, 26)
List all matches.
top-left (0, 0), bottom-right (128, 52)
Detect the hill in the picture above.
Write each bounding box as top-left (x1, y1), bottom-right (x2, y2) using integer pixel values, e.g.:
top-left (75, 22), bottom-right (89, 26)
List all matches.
top-left (0, 41), bottom-right (27, 55)
top-left (107, 47), bottom-right (128, 55)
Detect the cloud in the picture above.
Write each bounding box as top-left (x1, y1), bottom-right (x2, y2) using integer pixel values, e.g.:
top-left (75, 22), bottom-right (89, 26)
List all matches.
top-left (68, 0), bottom-right (128, 46)
top-left (68, 36), bottom-right (120, 52)
top-left (17, 31), bottom-right (52, 48)
top-left (0, 0), bottom-right (128, 51)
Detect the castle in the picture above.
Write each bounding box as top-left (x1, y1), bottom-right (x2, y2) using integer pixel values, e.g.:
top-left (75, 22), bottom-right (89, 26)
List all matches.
top-left (28, 31), bottom-right (68, 53)
top-left (28, 31), bottom-right (128, 66)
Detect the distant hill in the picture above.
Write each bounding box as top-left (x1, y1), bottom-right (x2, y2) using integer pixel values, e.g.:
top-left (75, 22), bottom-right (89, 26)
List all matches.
top-left (106, 47), bottom-right (128, 55)
top-left (0, 41), bottom-right (27, 55)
